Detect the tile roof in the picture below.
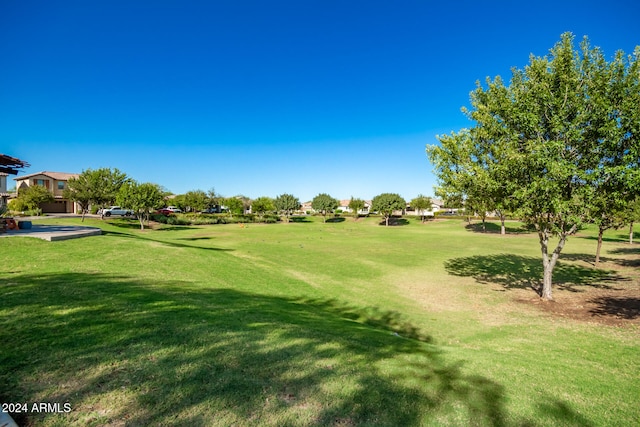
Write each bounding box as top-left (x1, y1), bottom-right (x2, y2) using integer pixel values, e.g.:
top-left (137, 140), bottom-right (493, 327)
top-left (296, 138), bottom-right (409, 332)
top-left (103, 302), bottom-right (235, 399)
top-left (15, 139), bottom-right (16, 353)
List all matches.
top-left (14, 171), bottom-right (79, 181)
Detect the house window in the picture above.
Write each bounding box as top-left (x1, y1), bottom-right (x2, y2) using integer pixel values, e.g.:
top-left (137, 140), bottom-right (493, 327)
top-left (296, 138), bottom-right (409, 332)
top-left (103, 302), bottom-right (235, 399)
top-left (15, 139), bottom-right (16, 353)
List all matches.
top-left (58, 181), bottom-right (65, 190)
top-left (34, 179), bottom-right (50, 189)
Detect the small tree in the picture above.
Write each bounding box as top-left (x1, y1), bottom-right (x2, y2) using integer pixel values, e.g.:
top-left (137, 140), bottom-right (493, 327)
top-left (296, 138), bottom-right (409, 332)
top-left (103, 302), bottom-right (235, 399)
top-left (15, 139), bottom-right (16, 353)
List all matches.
top-left (311, 193), bottom-right (339, 222)
top-left (14, 185), bottom-right (54, 213)
top-left (622, 197), bottom-right (640, 245)
top-left (183, 190), bottom-right (209, 213)
top-left (223, 197), bottom-right (244, 218)
top-left (371, 193), bottom-right (406, 226)
top-left (348, 197), bottom-right (365, 220)
top-left (117, 181), bottom-right (164, 230)
top-left (87, 168), bottom-right (129, 217)
top-left (251, 196), bottom-right (275, 221)
top-left (64, 175), bottom-right (93, 221)
top-left (410, 194), bottom-right (432, 223)
top-left (274, 193), bottom-right (300, 223)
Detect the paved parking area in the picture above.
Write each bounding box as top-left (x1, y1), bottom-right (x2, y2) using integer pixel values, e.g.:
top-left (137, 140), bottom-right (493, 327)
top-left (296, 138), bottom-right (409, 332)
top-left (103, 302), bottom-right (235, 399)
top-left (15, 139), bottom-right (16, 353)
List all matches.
top-left (0, 224), bottom-right (102, 241)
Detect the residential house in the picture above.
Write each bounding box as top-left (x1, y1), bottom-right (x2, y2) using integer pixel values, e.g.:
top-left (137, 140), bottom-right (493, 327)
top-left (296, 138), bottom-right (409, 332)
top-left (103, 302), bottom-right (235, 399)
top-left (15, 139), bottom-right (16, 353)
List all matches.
top-left (337, 199), bottom-right (371, 215)
top-left (14, 171), bottom-right (80, 213)
top-left (300, 201), bottom-right (313, 213)
top-left (0, 172), bottom-right (9, 207)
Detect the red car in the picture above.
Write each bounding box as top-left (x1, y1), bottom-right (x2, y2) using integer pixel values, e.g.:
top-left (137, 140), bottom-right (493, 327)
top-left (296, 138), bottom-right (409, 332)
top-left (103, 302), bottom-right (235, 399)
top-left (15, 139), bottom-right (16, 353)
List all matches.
top-left (156, 206), bottom-right (182, 215)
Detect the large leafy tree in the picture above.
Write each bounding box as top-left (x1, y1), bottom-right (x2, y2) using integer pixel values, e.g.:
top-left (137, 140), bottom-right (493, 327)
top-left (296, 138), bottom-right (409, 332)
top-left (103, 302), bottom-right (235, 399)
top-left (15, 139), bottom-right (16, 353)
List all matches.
top-left (429, 130), bottom-right (513, 233)
top-left (371, 193), bottom-right (406, 226)
top-left (223, 197), bottom-right (244, 218)
top-left (251, 196), bottom-right (275, 220)
top-left (348, 197), bottom-right (366, 220)
top-left (183, 190), bottom-right (209, 212)
top-left (92, 168), bottom-right (129, 213)
top-left (274, 193), bottom-right (300, 223)
top-left (410, 194), bottom-right (432, 223)
top-left (311, 193), bottom-right (339, 222)
top-left (117, 181), bottom-right (165, 230)
top-left (63, 168), bottom-right (129, 220)
top-left (427, 33), bottom-right (639, 300)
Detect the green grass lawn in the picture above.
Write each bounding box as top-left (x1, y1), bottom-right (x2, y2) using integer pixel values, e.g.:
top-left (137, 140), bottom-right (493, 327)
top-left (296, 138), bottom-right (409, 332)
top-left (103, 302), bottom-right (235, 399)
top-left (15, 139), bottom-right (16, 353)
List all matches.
top-left (1, 216), bottom-right (638, 426)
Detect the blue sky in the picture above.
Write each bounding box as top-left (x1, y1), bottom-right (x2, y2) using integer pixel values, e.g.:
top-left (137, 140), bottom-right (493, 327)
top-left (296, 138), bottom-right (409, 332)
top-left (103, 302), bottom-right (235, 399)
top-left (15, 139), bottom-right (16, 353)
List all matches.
top-left (2, 1), bottom-right (639, 202)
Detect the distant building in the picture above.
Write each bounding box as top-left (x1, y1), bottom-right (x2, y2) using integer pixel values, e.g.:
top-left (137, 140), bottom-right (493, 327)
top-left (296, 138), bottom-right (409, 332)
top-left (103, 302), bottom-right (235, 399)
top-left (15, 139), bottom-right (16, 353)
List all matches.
top-left (14, 171), bottom-right (80, 213)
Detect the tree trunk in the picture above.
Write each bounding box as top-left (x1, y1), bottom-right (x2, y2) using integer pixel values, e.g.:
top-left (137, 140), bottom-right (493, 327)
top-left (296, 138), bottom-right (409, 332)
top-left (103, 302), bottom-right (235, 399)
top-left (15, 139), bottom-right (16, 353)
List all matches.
top-left (385, 215), bottom-right (389, 226)
top-left (539, 232), bottom-right (553, 300)
top-left (595, 228), bottom-right (604, 267)
top-left (537, 225), bottom-right (574, 300)
top-left (481, 217), bottom-right (486, 232)
top-left (500, 214), bottom-right (506, 235)
top-left (630, 222), bottom-right (634, 245)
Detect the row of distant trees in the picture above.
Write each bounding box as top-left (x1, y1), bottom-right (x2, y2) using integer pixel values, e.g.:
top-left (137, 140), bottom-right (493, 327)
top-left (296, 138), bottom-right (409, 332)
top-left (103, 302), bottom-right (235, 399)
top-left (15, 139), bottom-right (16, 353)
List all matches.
top-left (60, 167), bottom-right (436, 228)
top-left (427, 33), bottom-right (640, 300)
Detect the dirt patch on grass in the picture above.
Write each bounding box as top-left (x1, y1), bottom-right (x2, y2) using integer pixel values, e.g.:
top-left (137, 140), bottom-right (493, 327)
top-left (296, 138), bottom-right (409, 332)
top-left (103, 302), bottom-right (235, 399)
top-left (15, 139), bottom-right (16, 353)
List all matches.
top-left (518, 286), bottom-right (640, 327)
top-left (515, 254), bottom-right (640, 327)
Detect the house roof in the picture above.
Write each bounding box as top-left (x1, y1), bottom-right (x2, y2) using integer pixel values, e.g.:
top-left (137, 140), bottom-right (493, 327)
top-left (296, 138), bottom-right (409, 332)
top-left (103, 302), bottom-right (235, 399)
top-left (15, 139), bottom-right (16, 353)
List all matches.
top-left (0, 153), bottom-right (30, 175)
top-left (14, 171), bottom-right (79, 181)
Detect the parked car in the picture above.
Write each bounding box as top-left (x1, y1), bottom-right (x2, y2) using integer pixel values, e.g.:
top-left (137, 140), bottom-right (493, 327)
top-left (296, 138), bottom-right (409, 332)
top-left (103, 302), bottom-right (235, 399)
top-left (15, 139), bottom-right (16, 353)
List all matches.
top-left (99, 206), bottom-right (133, 217)
top-left (156, 206), bottom-right (182, 215)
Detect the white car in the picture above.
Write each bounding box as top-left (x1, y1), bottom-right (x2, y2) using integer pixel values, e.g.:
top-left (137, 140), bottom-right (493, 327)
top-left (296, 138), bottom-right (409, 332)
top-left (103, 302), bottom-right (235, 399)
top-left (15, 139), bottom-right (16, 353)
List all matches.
top-left (99, 206), bottom-right (133, 217)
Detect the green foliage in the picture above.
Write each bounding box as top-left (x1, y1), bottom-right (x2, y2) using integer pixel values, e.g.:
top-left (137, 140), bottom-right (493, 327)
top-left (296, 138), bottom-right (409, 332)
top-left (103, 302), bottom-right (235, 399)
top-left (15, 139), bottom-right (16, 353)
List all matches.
top-left (117, 181), bottom-right (165, 230)
top-left (88, 168), bottom-right (129, 210)
top-left (8, 197), bottom-right (28, 212)
top-left (371, 193), bottom-right (406, 226)
top-left (64, 174), bottom-right (94, 218)
top-left (274, 193), bottom-right (300, 222)
top-left (348, 197), bottom-right (365, 218)
top-left (183, 190), bottom-right (209, 212)
top-left (410, 194), bottom-right (432, 223)
top-left (251, 196), bottom-right (275, 218)
top-left (14, 184), bottom-right (54, 211)
top-left (427, 33), bottom-right (640, 299)
top-left (311, 193), bottom-right (339, 222)
top-left (223, 197), bottom-right (245, 217)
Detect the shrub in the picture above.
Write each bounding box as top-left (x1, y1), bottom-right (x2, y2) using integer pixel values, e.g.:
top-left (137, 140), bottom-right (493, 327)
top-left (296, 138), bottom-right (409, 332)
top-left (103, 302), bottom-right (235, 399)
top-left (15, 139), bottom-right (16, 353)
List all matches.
top-left (166, 216), bottom-right (191, 226)
top-left (8, 198), bottom-right (28, 212)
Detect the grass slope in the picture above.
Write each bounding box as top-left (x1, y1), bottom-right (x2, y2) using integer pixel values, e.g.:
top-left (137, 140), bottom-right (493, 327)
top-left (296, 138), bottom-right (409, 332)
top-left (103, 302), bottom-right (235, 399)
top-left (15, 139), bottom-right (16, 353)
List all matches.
top-left (1, 216), bottom-right (638, 426)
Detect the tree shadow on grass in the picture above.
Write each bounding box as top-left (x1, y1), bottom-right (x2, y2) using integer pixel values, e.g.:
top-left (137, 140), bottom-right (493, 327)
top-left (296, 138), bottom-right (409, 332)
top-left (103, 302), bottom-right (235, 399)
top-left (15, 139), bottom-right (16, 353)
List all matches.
top-left (588, 297), bottom-right (640, 319)
top-left (106, 218), bottom-right (198, 231)
top-left (325, 217), bottom-right (345, 223)
top-left (289, 216), bottom-right (312, 223)
top-left (536, 400), bottom-right (597, 427)
top-left (465, 222), bottom-right (535, 234)
top-left (444, 254), bottom-right (624, 295)
top-left (608, 246), bottom-right (640, 255)
top-left (377, 217), bottom-right (410, 226)
top-left (0, 272), bottom-right (571, 426)
top-left (102, 230), bottom-right (234, 252)
top-left (560, 251), bottom-right (640, 269)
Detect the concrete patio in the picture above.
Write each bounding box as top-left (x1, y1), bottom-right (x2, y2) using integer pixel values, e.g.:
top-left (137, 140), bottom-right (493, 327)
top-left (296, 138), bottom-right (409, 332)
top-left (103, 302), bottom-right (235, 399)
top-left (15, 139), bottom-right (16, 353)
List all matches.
top-left (0, 224), bottom-right (102, 241)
